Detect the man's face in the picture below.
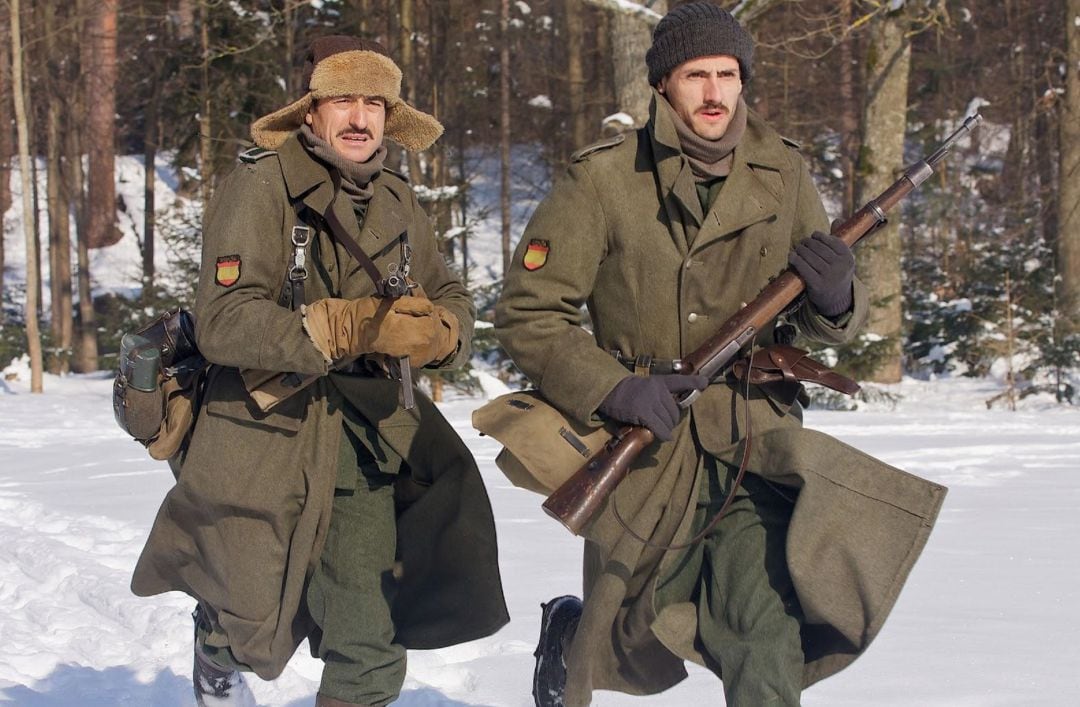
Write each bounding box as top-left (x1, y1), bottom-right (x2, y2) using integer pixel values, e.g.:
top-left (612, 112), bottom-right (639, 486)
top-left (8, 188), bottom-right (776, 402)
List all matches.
top-left (305, 94), bottom-right (387, 163)
top-left (658, 55), bottom-right (743, 141)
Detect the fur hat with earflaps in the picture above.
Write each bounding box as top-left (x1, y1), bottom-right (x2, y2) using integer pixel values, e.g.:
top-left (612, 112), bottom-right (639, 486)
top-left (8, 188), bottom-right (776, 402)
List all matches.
top-left (251, 35), bottom-right (443, 152)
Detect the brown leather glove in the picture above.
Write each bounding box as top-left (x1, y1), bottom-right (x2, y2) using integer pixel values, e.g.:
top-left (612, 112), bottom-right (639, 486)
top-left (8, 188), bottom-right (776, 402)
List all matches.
top-left (429, 304), bottom-right (460, 366)
top-left (303, 296), bottom-right (459, 368)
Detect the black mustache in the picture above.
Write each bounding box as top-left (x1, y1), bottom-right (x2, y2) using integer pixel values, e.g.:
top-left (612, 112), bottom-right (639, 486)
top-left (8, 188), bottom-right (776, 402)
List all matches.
top-left (338, 129), bottom-right (373, 138)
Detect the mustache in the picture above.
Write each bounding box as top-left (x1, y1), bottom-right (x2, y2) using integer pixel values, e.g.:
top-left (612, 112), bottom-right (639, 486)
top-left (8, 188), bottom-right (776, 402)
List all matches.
top-left (697, 101), bottom-right (730, 113)
top-left (337, 128), bottom-right (373, 138)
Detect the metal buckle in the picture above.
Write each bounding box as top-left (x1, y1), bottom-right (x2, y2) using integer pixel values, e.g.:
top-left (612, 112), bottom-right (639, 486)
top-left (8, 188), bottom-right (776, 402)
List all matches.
top-left (290, 226), bottom-right (311, 281)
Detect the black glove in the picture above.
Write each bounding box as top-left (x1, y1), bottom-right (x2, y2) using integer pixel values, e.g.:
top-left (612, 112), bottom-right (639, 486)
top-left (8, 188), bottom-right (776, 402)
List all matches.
top-left (788, 231), bottom-right (855, 317)
top-left (597, 374), bottom-right (709, 442)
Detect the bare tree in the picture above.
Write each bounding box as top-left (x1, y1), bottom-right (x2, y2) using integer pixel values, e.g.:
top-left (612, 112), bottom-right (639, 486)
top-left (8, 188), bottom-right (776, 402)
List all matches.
top-left (564, 0), bottom-right (588, 149)
top-left (855, 3), bottom-right (912, 383)
top-left (70, 0), bottom-right (98, 373)
top-left (11, 0), bottom-right (43, 392)
top-left (85, 0), bottom-right (119, 249)
top-left (1060, 0), bottom-right (1080, 324)
top-left (0, 14), bottom-right (12, 296)
top-left (500, 0), bottom-right (512, 275)
top-left (609, 0), bottom-right (666, 127)
top-left (198, 0), bottom-right (213, 206)
top-left (42, 1), bottom-right (73, 374)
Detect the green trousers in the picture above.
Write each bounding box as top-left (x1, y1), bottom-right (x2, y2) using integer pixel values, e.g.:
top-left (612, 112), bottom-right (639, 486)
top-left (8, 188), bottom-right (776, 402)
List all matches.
top-left (304, 420), bottom-right (407, 706)
top-left (659, 462), bottom-right (805, 706)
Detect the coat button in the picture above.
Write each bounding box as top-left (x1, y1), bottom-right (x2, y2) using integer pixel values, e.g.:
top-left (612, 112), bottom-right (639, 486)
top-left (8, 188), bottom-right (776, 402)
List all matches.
top-left (687, 312), bottom-right (699, 323)
top-left (760, 246), bottom-right (768, 257)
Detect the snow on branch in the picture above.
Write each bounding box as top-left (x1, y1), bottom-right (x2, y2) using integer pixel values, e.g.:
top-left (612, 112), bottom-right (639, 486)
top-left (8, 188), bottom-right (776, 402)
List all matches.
top-left (581, 0), bottom-right (662, 26)
top-left (582, 0), bottom-right (782, 27)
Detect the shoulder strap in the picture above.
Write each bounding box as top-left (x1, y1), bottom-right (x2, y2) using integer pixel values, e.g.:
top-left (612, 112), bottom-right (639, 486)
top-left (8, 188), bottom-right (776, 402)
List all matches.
top-left (321, 170), bottom-right (385, 288)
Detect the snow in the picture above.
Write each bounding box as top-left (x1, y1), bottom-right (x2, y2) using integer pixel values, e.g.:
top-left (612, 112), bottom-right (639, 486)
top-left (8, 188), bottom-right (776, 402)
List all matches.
top-left (601, 112), bottom-right (635, 131)
top-left (527, 95), bottom-right (553, 110)
top-left (0, 367), bottom-right (1078, 705)
top-left (2, 154), bottom-right (197, 308)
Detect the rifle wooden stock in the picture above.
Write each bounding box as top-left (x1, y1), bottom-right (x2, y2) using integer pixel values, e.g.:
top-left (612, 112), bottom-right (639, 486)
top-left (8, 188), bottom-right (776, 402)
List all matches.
top-left (541, 114), bottom-right (982, 536)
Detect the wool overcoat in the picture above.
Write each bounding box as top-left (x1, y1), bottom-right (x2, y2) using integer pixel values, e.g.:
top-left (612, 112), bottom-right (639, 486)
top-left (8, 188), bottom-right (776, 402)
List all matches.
top-left (495, 93), bottom-right (945, 705)
top-left (132, 134), bottom-right (509, 679)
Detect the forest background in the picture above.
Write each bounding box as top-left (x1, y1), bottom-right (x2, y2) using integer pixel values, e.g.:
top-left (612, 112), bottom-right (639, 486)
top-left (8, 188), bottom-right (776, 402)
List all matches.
top-left (1, 0), bottom-right (1079, 407)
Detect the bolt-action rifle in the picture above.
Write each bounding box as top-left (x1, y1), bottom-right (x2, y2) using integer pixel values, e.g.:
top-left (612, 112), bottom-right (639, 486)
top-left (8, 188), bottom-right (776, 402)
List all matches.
top-left (542, 114), bottom-right (983, 536)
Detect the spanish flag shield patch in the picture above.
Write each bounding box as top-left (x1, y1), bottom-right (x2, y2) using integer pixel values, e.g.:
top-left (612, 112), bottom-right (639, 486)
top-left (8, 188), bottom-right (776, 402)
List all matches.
top-left (215, 255), bottom-right (242, 287)
top-left (523, 240), bottom-right (550, 271)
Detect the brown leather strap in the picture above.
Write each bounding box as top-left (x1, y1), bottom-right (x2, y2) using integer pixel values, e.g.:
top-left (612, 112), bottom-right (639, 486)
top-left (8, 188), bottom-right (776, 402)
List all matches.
top-left (730, 344), bottom-right (860, 396)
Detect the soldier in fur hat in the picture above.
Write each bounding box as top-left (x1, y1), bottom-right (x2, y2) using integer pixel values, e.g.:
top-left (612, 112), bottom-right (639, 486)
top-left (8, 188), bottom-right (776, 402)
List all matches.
top-left (132, 36), bottom-right (508, 707)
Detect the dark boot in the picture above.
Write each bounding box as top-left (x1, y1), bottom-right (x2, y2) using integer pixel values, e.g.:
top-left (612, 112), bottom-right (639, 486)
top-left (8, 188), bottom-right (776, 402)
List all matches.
top-left (532, 595), bottom-right (583, 707)
top-left (192, 607), bottom-right (256, 707)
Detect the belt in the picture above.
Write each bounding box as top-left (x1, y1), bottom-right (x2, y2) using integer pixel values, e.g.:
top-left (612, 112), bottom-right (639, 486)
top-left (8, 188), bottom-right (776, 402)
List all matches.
top-left (610, 351), bottom-right (686, 376)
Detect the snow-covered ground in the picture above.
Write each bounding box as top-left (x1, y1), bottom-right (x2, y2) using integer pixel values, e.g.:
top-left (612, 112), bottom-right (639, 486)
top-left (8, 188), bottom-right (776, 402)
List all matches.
top-left (0, 368), bottom-right (1077, 706)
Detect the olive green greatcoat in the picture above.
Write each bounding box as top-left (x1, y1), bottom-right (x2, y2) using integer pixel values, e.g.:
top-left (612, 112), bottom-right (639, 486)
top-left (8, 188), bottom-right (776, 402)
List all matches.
top-left (495, 93), bottom-right (946, 705)
top-left (132, 134), bottom-right (508, 680)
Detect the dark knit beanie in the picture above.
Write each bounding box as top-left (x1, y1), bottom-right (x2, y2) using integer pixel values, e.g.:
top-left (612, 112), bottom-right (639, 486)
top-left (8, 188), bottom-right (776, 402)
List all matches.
top-left (646, 2), bottom-right (754, 86)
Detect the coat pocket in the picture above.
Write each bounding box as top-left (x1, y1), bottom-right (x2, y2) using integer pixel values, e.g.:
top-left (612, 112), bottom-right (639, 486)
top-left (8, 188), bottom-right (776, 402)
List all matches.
top-left (204, 366), bottom-right (307, 433)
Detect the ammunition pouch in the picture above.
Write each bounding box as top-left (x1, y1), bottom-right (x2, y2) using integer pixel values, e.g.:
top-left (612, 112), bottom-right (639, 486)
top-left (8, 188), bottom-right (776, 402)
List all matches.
top-left (112, 309), bottom-right (207, 461)
top-left (472, 391), bottom-right (616, 495)
top-left (730, 344), bottom-right (860, 407)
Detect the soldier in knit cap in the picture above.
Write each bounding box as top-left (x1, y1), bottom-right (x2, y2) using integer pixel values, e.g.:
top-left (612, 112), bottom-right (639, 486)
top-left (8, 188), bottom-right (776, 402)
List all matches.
top-left (496, 2), bottom-right (940, 706)
top-left (131, 36), bottom-right (508, 707)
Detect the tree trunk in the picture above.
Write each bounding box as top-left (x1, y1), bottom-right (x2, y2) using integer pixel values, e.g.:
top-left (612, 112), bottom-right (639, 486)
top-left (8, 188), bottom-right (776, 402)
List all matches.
top-left (610, 1), bottom-right (667, 128)
top-left (283, 1), bottom-right (296, 98)
top-left (1060, 0), bottom-right (1080, 325)
top-left (69, 0), bottom-right (97, 373)
top-left (400, 0), bottom-right (423, 181)
top-left (0, 14), bottom-right (12, 296)
top-left (176, 0), bottom-right (195, 40)
top-left (143, 106), bottom-right (157, 302)
top-left (11, 0), bottom-right (43, 392)
top-left (44, 1), bottom-right (73, 374)
top-left (500, 0), bottom-right (512, 276)
top-left (358, 0), bottom-right (371, 35)
top-left (855, 5), bottom-right (911, 383)
top-left (564, 0), bottom-right (588, 150)
top-left (199, 0), bottom-right (213, 206)
top-left (85, 0), bottom-right (119, 249)
top-left (838, 0), bottom-right (858, 215)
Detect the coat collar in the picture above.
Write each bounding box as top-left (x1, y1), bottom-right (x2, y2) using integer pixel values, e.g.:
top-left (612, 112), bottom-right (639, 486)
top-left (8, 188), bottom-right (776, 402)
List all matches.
top-left (645, 91), bottom-right (793, 254)
top-left (277, 133), bottom-right (407, 256)
top-left (649, 91), bottom-right (703, 229)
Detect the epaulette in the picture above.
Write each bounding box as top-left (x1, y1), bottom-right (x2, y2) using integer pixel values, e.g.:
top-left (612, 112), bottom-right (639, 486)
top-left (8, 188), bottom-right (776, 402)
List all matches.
top-left (570, 133), bottom-right (626, 163)
top-left (239, 146), bottom-right (277, 163)
top-left (780, 135), bottom-right (802, 150)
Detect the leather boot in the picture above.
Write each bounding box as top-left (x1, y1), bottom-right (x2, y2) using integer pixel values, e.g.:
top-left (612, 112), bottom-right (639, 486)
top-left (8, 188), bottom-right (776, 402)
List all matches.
top-left (192, 607), bottom-right (256, 707)
top-left (532, 595), bottom-right (583, 707)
